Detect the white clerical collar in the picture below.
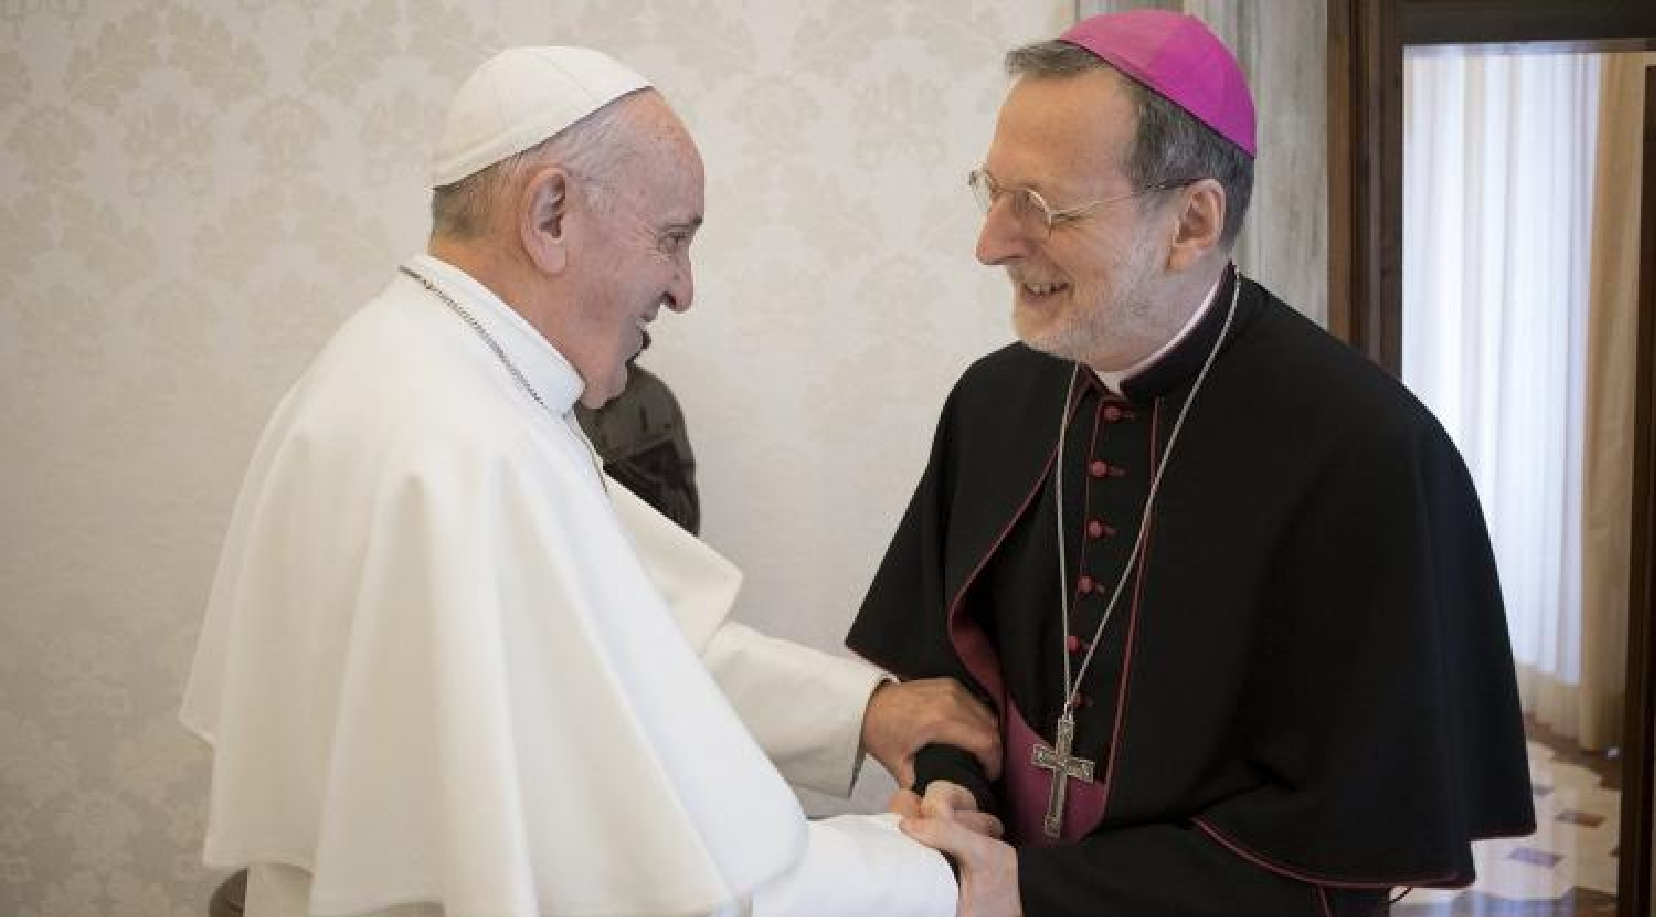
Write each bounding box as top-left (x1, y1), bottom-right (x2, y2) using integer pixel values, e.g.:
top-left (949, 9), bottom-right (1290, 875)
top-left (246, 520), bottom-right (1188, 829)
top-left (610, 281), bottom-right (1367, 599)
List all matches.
top-left (1096, 273), bottom-right (1224, 396)
top-left (404, 253), bottom-right (586, 414)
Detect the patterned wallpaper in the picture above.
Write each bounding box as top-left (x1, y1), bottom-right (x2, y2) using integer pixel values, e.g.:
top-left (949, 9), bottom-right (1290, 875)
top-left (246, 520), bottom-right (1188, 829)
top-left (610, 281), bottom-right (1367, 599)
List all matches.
top-left (1, 1), bottom-right (1070, 914)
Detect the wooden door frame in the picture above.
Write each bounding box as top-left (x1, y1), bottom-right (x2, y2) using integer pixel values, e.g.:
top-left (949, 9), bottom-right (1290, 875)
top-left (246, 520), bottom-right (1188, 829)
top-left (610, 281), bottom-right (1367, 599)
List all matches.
top-left (1327, 0), bottom-right (1653, 371)
top-left (1327, 4), bottom-right (1653, 915)
top-left (1620, 62), bottom-right (1654, 917)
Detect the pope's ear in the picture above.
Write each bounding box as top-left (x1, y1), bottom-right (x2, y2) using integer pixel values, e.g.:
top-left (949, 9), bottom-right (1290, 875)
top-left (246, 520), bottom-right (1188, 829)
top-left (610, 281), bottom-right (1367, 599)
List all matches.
top-left (520, 167), bottom-right (570, 275)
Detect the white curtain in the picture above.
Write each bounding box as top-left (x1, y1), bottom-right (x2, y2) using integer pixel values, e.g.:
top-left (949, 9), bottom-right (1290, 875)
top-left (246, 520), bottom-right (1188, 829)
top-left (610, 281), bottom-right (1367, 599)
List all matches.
top-left (1401, 51), bottom-right (1600, 743)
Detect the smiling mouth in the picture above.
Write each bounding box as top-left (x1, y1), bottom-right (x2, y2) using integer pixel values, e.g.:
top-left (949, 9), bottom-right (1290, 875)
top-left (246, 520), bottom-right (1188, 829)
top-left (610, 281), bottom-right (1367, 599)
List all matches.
top-left (1019, 281), bottom-right (1070, 300)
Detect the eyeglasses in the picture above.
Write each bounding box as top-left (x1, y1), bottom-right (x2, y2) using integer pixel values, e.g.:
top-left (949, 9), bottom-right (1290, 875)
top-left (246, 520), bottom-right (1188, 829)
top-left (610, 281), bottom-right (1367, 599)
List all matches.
top-left (967, 168), bottom-right (1196, 240)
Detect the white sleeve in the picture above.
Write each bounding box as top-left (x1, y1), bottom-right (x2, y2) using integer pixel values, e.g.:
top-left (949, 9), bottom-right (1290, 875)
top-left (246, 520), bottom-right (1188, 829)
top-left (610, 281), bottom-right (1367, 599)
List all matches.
top-left (748, 814), bottom-right (956, 917)
top-left (701, 622), bottom-right (889, 796)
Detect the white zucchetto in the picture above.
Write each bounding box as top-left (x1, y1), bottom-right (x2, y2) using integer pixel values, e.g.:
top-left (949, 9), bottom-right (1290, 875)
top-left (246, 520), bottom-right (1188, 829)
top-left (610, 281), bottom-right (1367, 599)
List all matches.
top-left (431, 46), bottom-right (651, 188)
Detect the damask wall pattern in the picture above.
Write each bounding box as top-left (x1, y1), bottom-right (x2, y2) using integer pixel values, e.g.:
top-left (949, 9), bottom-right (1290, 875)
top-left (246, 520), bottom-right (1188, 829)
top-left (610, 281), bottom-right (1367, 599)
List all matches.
top-left (1, 1), bottom-right (1069, 914)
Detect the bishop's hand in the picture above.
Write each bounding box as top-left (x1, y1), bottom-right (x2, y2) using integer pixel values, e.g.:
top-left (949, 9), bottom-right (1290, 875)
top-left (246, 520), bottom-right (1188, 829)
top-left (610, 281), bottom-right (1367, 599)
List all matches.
top-left (861, 677), bottom-right (1001, 788)
top-left (901, 781), bottom-right (1021, 917)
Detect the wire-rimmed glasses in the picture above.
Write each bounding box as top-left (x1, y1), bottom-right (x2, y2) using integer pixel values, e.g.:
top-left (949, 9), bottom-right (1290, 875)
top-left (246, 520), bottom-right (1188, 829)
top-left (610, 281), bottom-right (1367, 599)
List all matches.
top-left (967, 168), bottom-right (1196, 240)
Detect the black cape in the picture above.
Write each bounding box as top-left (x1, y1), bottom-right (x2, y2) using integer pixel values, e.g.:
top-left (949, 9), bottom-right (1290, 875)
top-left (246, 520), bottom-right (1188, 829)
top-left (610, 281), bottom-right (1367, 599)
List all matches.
top-left (848, 274), bottom-right (1534, 917)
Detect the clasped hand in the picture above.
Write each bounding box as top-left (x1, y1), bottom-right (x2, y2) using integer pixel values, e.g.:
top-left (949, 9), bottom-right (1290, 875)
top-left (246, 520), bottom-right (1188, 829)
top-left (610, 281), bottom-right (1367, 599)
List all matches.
top-left (894, 782), bottom-right (1021, 917)
top-left (860, 677), bottom-right (1002, 787)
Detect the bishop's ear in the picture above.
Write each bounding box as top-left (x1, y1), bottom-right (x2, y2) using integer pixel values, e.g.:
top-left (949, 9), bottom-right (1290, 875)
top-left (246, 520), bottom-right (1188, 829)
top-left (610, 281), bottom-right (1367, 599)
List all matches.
top-left (1164, 178), bottom-right (1226, 272)
top-left (520, 167), bottom-right (570, 275)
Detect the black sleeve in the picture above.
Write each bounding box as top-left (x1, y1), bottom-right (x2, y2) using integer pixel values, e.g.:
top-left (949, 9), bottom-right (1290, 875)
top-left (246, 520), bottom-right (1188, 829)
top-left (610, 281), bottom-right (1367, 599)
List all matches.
top-left (911, 743), bottom-right (997, 813)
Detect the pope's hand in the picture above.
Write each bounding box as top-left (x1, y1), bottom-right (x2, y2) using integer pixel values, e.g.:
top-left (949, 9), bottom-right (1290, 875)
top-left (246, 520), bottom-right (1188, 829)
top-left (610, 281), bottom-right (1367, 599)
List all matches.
top-left (861, 678), bottom-right (1001, 788)
top-left (891, 781), bottom-right (1002, 838)
top-left (900, 784), bottom-right (1020, 917)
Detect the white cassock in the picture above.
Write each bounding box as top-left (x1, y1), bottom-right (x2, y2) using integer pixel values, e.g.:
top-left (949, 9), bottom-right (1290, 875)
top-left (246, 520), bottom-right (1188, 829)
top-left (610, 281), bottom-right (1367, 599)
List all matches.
top-left (179, 254), bottom-right (955, 917)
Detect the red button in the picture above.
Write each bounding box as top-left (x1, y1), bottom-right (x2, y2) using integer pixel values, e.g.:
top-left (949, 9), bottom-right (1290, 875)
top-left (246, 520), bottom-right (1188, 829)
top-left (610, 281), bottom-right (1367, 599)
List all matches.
top-left (1066, 634), bottom-right (1083, 653)
top-left (1078, 574), bottom-right (1094, 594)
top-left (1103, 405), bottom-right (1123, 423)
top-left (1089, 460), bottom-right (1109, 478)
top-left (1087, 519), bottom-right (1104, 538)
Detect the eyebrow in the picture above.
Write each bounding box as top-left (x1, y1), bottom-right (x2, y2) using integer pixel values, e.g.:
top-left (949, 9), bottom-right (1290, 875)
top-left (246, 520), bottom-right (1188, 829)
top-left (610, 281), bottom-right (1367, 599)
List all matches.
top-left (992, 162), bottom-right (1106, 196)
top-left (661, 216), bottom-right (704, 234)
top-left (1018, 175), bottom-right (1083, 197)
top-left (987, 167), bottom-right (1059, 197)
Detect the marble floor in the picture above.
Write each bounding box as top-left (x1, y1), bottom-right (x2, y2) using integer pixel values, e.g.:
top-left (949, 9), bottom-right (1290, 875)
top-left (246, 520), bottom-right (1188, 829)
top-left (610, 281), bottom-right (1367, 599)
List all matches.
top-left (1391, 720), bottom-right (1623, 917)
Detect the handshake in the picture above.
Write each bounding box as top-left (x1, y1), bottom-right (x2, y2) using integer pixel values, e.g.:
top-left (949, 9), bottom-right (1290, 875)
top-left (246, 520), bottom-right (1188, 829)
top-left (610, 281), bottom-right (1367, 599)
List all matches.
top-left (893, 781), bottom-right (1018, 917)
top-left (862, 678), bottom-right (1020, 917)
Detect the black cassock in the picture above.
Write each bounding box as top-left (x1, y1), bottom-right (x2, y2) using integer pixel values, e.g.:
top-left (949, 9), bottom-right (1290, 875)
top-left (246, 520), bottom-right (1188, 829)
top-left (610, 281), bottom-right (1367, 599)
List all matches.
top-left (848, 272), bottom-right (1535, 917)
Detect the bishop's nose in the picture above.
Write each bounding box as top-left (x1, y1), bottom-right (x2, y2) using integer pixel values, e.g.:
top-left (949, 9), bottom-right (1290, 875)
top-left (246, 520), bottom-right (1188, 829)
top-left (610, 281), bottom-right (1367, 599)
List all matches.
top-left (976, 199), bottom-right (1032, 267)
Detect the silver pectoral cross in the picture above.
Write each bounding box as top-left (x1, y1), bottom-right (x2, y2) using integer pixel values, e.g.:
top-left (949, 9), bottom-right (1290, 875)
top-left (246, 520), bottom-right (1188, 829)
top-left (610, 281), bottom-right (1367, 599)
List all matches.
top-left (1031, 710), bottom-right (1095, 839)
